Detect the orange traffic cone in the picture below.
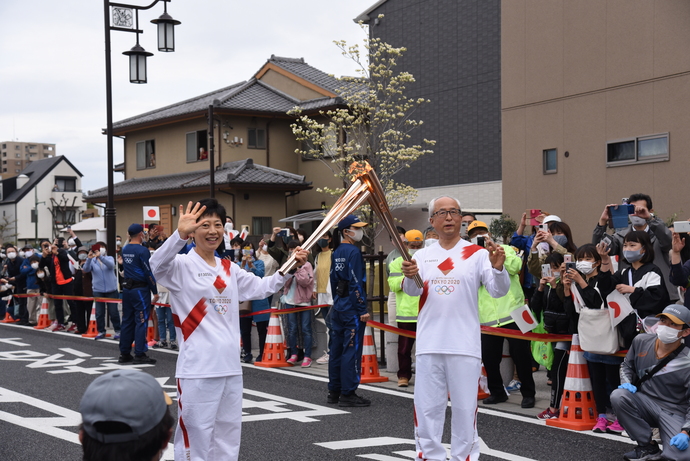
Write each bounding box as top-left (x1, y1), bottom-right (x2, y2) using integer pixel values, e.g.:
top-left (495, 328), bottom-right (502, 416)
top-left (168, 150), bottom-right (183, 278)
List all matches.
top-left (147, 317), bottom-right (155, 342)
top-left (34, 297), bottom-right (51, 330)
top-left (360, 327), bottom-right (388, 383)
top-left (1, 296), bottom-right (19, 323)
top-left (82, 303), bottom-right (99, 338)
top-left (255, 308), bottom-right (291, 368)
top-left (546, 334), bottom-right (597, 431)
top-left (477, 364), bottom-right (490, 400)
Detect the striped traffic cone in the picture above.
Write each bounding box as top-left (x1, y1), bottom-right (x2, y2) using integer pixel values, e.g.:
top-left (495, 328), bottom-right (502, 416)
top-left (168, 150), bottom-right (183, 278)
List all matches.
top-left (477, 364), bottom-right (490, 400)
top-left (255, 308), bottom-right (291, 368)
top-left (82, 303), bottom-right (99, 338)
top-left (146, 317), bottom-right (155, 345)
top-left (546, 334), bottom-right (597, 431)
top-left (360, 327), bottom-right (388, 383)
top-left (34, 297), bottom-right (51, 330)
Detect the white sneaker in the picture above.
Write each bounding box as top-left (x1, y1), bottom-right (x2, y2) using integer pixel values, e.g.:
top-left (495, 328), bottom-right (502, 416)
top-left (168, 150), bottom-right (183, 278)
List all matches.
top-left (315, 352), bottom-right (329, 364)
top-left (46, 321), bottom-right (58, 332)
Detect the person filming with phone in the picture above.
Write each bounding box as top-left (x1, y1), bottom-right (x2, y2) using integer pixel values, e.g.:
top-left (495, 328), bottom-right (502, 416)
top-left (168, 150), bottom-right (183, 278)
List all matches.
top-left (593, 193), bottom-right (675, 302)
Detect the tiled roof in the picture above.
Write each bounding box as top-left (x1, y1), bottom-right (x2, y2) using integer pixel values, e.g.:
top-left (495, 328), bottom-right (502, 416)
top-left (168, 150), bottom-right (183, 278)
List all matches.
top-left (113, 82), bottom-right (246, 130)
top-left (267, 55), bottom-right (342, 94)
top-left (85, 159), bottom-right (310, 200)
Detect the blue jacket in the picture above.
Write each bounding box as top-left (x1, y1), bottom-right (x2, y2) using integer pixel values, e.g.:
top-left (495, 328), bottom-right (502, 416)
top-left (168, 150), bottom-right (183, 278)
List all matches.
top-left (511, 231), bottom-right (535, 289)
top-left (83, 255), bottom-right (118, 293)
top-left (121, 243), bottom-right (157, 293)
top-left (20, 259), bottom-right (38, 290)
top-left (237, 258), bottom-right (270, 322)
top-left (330, 243), bottom-right (367, 315)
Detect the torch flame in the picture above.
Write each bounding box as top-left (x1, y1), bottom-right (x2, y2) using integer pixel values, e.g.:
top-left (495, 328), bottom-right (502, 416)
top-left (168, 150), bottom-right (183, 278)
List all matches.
top-left (349, 161), bottom-right (373, 180)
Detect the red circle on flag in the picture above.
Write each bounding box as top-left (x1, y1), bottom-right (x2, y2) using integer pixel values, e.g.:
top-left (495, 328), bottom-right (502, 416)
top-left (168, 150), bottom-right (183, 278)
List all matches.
top-left (147, 209), bottom-right (157, 218)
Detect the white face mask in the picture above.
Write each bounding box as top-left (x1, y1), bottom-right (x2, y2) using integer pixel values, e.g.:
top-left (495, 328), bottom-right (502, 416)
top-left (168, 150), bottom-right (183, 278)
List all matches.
top-left (31, 262), bottom-right (39, 270)
top-left (630, 215), bottom-right (647, 227)
top-left (100, 247), bottom-right (107, 256)
top-left (409, 249), bottom-right (418, 256)
top-left (425, 238), bottom-right (438, 247)
top-left (78, 253), bottom-right (87, 261)
top-left (18, 251), bottom-right (25, 258)
top-left (37, 271), bottom-right (45, 279)
top-left (225, 223), bottom-right (234, 232)
top-left (346, 228), bottom-right (364, 242)
top-left (656, 324), bottom-right (682, 344)
top-left (575, 261), bottom-right (596, 275)
top-left (25, 250), bottom-right (33, 257)
top-left (552, 271), bottom-right (561, 279)
top-left (6, 252), bottom-right (16, 260)
top-left (262, 245), bottom-right (268, 252)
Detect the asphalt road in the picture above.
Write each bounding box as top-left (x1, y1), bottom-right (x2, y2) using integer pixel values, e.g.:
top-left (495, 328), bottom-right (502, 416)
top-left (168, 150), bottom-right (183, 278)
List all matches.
top-left (0, 323), bottom-right (635, 460)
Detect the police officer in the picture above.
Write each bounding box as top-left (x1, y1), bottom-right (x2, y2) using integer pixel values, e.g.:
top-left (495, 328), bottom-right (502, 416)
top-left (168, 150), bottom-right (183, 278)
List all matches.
top-left (118, 223), bottom-right (159, 364)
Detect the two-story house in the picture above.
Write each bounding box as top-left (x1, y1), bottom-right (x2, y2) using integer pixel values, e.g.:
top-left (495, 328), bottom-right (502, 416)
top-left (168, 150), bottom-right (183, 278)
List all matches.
top-left (85, 55), bottom-right (351, 238)
top-left (0, 155), bottom-right (85, 246)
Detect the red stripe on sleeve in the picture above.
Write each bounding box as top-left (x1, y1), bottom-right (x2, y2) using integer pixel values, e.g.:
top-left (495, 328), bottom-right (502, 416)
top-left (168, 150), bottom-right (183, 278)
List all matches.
top-left (180, 298), bottom-right (208, 341)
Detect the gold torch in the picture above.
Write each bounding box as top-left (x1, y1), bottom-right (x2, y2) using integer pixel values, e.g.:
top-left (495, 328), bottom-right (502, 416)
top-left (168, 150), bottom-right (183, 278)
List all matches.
top-left (279, 161), bottom-right (423, 288)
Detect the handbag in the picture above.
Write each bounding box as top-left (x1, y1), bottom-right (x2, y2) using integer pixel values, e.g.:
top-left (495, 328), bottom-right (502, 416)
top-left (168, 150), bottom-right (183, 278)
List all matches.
top-left (575, 284), bottom-right (618, 355)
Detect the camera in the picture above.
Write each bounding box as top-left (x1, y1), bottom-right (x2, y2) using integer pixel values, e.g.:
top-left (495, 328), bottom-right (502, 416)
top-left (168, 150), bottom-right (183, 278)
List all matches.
top-left (563, 254), bottom-right (572, 263)
top-left (539, 223), bottom-right (549, 232)
top-left (674, 221), bottom-right (690, 233)
top-left (565, 262), bottom-right (577, 272)
top-left (476, 236), bottom-right (485, 248)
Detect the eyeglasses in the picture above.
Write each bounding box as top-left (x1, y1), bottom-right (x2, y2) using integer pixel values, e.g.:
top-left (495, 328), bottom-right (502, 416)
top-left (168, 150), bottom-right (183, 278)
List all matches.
top-left (431, 208), bottom-right (461, 219)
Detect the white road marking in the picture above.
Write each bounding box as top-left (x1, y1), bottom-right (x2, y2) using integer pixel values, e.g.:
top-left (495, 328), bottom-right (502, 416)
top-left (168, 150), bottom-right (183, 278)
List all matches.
top-left (0, 337), bottom-right (30, 346)
top-left (59, 348), bottom-right (91, 357)
top-left (316, 436), bottom-right (410, 450)
top-left (241, 388), bottom-right (348, 422)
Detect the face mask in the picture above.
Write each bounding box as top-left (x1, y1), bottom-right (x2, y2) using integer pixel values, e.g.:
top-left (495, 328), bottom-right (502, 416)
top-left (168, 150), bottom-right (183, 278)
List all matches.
top-left (656, 325), bottom-right (682, 344)
top-left (262, 245), bottom-right (268, 252)
top-left (225, 222), bottom-right (234, 232)
top-left (100, 247), bottom-right (107, 256)
top-left (425, 238), bottom-right (438, 248)
top-left (346, 228), bottom-right (364, 242)
top-left (31, 263), bottom-right (39, 270)
top-left (25, 250), bottom-right (33, 257)
top-left (630, 215), bottom-right (647, 227)
top-left (298, 235), bottom-right (305, 243)
top-left (7, 252), bottom-right (16, 260)
top-left (116, 240), bottom-right (122, 247)
top-left (78, 254), bottom-right (87, 261)
top-left (409, 249), bottom-right (418, 256)
top-left (553, 235), bottom-right (568, 247)
top-left (552, 271), bottom-right (561, 279)
top-left (37, 271), bottom-right (44, 279)
top-left (624, 249), bottom-right (644, 263)
top-left (576, 261), bottom-right (595, 275)
top-left (18, 251), bottom-right (25, 258)
top-left (317, 239), bottom-right (328, 248)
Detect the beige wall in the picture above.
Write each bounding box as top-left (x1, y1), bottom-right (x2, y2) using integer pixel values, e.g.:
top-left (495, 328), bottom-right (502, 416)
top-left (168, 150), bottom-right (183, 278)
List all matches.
top-left (502, 0), bottom-right (690, 243)
top-left (258, 69), bottom-right (327, 101)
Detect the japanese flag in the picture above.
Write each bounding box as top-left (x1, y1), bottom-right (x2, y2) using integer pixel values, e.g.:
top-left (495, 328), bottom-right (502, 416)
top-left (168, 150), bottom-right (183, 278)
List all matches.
top-left (510, 304), bottom-right (539, 333)
top-left (143, 206), bottom-right (160, 221)
top-left (607, 290), bottom-right (634, 327)
top-left (239, 226), bottom-right (249, 240)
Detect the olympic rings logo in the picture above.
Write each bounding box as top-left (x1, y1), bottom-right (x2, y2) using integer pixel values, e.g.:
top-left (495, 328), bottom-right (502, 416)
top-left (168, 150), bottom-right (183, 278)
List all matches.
top-left (434, 285), bottom-right (455, 295)
top-left (214, 304), bottom-right (228, 315)
top-left (334, 263), bottom-right (345, 271)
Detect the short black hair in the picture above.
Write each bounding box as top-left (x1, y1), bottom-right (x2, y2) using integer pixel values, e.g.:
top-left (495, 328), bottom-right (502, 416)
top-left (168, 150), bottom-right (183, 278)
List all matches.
top-left (624, 230), bottom-right (655, 264)
top-left (395, 225), bottom-right (406, 235)
top-left (196, 197), bottom-right (227, 224)
top-left (29, 255), bottom-right (41, 263)
top-left (230, 237), bottom-right (244, 248)
top-left (461, 212), bottom-right (477, 220)
top-left (80, 407), bottom-right (174, 461)
top-left (575, 243), bottom-right (602, 263)
top-left (545, 252), bottom-right (564, 267)
top-left (628, 193), bottom-right (653, 210)
top-left (287, 240), bottom-right (300, 250)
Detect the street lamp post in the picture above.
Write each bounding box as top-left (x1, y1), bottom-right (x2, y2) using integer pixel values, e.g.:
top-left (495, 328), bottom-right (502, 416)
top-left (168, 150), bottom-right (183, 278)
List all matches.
top-left (103, 0), bottom-right (180, 254)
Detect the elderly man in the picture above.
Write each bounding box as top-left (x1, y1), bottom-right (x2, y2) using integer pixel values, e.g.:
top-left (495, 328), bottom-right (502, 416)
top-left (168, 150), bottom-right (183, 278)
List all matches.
top-left (612, 304), bottom-right (690, 461)
top-left (402, 196), bottom-right (510, 461)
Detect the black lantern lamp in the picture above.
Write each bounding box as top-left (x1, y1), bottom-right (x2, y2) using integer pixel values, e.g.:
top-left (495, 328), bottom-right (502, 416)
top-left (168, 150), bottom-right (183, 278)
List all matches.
top-left (122, 41), bottom-right (153, 84)
top-left (150, 4), bottom-right (180, 52)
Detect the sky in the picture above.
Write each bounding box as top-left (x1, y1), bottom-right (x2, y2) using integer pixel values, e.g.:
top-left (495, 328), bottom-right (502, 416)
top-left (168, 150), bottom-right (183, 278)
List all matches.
top-left (0, 0), bottom-right (377, 195)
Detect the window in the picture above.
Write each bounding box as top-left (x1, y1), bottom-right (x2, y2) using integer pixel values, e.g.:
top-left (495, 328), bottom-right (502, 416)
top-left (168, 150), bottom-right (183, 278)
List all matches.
top-left (15, 153), bottom-right (20, 158)
top-left (2, 152), bottom-right (5, 157)
top-left (543, 148), bottom-right (557, 174)
top-left (15, 169), bottom-right (19, 173)
top-left (15, 161), bottom-right (20, 166)
top-left (252, 217), bottom-right (272, 236)
top-left (186, 130), bottom-right (208, 162)
top-left (607, 134), bottom-right (669, 166)
top-left (2, 168), bottom-right (6, 172)
top-left (55, 176), bottom-right (77, 192)
top-left (44, 145), bottom-right (53, 151)
top-left (54, 208), bottom-right (77, 225)
top-left (1, 144), bottom-right (4, 149)
top-left (247, 128), bottom-right (266, 149)
top-left (14, 145), bottom-right (19, 150)
top-left (136, 140), bottom-right (156, 169)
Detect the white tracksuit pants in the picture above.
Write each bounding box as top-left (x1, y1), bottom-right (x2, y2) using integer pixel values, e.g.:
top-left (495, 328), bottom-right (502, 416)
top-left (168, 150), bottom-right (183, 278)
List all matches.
top-left (414, 354), bottom-right (481, 461)
top-left (175, 375), bottom-right (243, 461)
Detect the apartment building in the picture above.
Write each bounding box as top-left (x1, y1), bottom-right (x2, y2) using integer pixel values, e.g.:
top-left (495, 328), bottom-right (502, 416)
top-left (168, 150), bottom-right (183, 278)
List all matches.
top-left (0, 141), bottom-right (56, 178)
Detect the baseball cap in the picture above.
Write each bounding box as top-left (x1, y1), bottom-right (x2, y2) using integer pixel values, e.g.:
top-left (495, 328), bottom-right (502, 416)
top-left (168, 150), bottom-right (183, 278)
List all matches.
top-left (405, 229), bottom-right (423, 242)
top-left (128, 223), bottom-right (144, 236)
top-left (80, 369), bottom-right (172, 444)
top-left (543, 215), bottom-right (561, 224)
top-left (467, 221), bottom-right (489, 234)
top-left (337, 215), bottom-right (368, 232)
top-left (656, 305), bottom-right (690, 327)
